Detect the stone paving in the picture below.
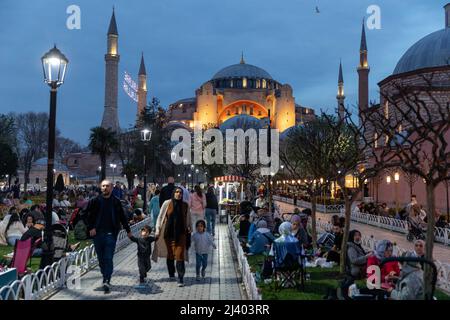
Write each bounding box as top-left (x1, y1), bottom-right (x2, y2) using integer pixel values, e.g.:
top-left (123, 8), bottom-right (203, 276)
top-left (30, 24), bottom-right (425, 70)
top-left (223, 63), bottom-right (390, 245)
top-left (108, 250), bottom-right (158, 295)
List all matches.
top-left (277, 201), bottom-right (450, 264)
top-left (49, 224), bottom-right (245, 300)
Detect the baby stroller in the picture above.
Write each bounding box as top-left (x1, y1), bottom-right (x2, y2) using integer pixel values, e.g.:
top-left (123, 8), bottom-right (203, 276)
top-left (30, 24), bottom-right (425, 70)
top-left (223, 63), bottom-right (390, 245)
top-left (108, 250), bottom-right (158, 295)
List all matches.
top-left (52, 224), bottom-right (69, 261)
top-left (407, 216), bottom-right (426, 242)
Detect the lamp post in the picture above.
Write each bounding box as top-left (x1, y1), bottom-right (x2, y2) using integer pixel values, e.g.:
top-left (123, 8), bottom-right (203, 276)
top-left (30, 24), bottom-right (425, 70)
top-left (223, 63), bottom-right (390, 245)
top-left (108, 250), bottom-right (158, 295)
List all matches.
top-left (98, 166), bottom-right (102, 183)
top-left (195, 168), bottom-right (199, 185)
top-left (183, 159), bottom-right (188, 185)
top-left (190, 164), bottom-right (195, 189)
top-left (40, 45), bottom-right (68, 268)
top-left (109, 163), bottom-right (117, 183)
top-left (394, 172), bottom-right (400, 215)
top-left (141, 128), bottom-right (152, 212)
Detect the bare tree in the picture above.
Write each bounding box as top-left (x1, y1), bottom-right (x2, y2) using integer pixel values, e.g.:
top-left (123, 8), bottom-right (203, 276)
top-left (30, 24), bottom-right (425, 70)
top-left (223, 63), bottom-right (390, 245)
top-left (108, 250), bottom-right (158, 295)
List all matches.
top-left (346, 71), bottom-right (450, 298)
top-left (14, 112), bottom-right (49, 192)
top-left (280, 115), bottom-right (337, 248)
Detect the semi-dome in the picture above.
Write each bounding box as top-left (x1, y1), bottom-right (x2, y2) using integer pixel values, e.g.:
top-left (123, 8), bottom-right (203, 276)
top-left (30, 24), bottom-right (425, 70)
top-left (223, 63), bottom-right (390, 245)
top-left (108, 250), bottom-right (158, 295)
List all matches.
top-left (393, 28), bottom-right (450, 75)
top-left (212, 63), bottom-right (273, 80)
top-left (219, 114), bottom-right (264, 131)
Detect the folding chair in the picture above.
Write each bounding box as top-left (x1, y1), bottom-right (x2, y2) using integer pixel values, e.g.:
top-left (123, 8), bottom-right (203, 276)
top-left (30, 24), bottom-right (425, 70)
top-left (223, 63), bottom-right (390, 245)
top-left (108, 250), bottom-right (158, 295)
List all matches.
top-left (10, 238), bottom-right (33, 278)
top-left (272, 241), bottom-right (305, 291)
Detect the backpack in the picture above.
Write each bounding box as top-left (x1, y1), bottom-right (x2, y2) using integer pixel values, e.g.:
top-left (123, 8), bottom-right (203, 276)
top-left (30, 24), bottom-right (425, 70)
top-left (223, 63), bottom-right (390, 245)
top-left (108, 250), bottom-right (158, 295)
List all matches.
top-left (74, 220), bottom-right (88, 240)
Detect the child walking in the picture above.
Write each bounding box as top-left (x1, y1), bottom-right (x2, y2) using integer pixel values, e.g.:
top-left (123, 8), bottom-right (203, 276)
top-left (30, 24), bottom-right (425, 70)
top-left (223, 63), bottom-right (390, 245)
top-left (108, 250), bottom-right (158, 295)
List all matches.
top-left (129, 225), bottom-right (156, 286)
top-left (191, 220), bottom-right (216, 281)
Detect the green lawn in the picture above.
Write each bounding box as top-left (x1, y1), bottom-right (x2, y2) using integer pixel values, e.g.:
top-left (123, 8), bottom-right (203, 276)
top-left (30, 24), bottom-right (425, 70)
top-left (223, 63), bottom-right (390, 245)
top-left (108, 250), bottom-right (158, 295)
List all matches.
top-left (245, 253), bottom-right (450, 300)
top-left (0, 230), bottom-right (92, 273)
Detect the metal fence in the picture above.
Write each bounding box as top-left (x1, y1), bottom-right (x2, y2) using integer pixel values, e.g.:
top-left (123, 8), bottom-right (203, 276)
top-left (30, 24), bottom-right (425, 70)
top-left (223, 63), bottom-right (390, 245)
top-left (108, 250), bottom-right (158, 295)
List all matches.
top-left (228, 216), bottom-right (261, 300)
top-left (273, 195), bottom-right (344, 214)
top-left (0, 218), bottom-right (151, 300)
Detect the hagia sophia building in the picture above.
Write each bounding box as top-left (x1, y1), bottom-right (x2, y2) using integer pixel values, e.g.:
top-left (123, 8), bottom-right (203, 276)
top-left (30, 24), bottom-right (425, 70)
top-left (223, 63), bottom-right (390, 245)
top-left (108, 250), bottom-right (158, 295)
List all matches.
top-left (62, 3), bottom-right (450, 212)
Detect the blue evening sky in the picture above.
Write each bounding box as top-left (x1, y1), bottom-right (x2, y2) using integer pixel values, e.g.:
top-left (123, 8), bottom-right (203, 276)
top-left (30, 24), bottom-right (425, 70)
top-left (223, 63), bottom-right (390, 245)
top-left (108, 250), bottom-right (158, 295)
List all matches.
top-left (0, 0), bottom-right (447, 145)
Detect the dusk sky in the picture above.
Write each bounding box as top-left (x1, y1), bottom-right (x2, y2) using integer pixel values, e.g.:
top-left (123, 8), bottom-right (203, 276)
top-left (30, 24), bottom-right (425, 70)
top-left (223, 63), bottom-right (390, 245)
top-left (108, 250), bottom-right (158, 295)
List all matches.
top-left (0, 0), bottom-right (447, 145)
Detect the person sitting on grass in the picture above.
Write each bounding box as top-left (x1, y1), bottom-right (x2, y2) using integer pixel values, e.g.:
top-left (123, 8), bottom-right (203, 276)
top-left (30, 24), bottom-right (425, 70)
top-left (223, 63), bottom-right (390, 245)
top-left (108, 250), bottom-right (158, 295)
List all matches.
top-left (341, 230), bottom-right (372, 299)
top-left (238, 213), bottom-right (251, 243)
top-left (21, 219), bottom-right (45, 256)
top-left (367, 240), bottom-right (400, 290)
top-left (247, 220), bottom-right (275, 255)
top-left (387, 252), bottom-right (424, 300)
top-left (290, 214), bottom-right (308, 247)
top-left (325, 224), bottom-right (344, 265)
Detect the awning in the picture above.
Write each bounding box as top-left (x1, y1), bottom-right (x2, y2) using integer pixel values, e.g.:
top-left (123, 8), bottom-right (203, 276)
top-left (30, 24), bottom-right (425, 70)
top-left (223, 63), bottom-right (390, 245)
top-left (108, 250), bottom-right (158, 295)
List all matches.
top-left (214, 176), bottom-right (245, 182)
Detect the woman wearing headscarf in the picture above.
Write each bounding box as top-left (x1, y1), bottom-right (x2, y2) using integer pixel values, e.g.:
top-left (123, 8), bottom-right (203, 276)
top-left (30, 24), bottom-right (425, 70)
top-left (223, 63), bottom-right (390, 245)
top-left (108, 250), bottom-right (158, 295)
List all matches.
top-left (387, 252), bottom-right (424, 300)
top-left (275, 222), bottom-right (298, 243)
top-left (290, 215), bottom-right (308, 246)
top-left (152, 187), bottom-right (191, 287)
top-left (341, 230), bottom-right (372, 299)
top-left (248, 220), bottom-right (275, 254)
top-left (366, 239), bottom-right (400, 290)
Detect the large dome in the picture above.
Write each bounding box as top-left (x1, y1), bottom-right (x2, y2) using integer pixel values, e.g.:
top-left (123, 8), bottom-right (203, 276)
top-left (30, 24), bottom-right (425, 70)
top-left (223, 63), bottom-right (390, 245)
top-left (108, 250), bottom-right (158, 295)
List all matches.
top-left (219, 114), bottom-right (265, 131)
top-left (212, 63), bottom-right (273, 80)
top-left (393, 28), bottom-right (450, 75)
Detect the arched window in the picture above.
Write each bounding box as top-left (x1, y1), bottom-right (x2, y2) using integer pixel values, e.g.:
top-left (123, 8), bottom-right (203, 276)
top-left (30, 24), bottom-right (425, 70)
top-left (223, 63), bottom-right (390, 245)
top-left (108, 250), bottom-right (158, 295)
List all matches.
top-left (242, 77), bottom-right (247, 88)
top-left (256, 79), bottom-right (261, 89)
top-left (230, 79), bottom-right (234, 88)
top-left (262, 79), bottom-right (267, 89)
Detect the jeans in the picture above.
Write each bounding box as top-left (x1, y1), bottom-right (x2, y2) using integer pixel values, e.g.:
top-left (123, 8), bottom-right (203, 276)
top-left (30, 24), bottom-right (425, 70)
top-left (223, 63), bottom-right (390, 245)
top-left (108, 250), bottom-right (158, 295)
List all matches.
top-left (93, 232), bottom-right (117, 283)
top-left (152, 210), bottom-right (159, 228)
top-left (195, 253), bottom-right (208, 276)
top-left (205, 208), bottom-right (217, 235)
top-left (7, 236), bottom-right (21, 246)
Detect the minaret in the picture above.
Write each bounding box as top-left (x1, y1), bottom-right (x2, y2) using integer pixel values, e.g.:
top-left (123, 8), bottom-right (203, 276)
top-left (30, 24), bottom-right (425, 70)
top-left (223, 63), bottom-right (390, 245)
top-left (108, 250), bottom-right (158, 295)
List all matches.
top-left (240, 51), bottom-right (245, 64)
top-left (101, 8), bottom-right (120, 133)
top-left (357, 19), bottom-right (370, 123)
top-left (337, 60), bottom-right (345, 120)
top-left (137, 53), bottom-right (148, 121)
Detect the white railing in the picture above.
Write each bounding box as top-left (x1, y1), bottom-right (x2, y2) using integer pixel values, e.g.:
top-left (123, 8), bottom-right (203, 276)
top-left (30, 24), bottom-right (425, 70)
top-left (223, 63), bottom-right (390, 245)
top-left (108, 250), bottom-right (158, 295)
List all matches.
top-left (275, 196), bottom-right (450, 246)
top-left (273, 195), bottom-right (343, 214)
top-left (344, 210), bottom-right (450, 246)
top-left (314, 218), bottom-right (450, 294)
top-left (0, 218), bottom-right (151, 300)
top-left (228, 216), bottom-right (261, 300)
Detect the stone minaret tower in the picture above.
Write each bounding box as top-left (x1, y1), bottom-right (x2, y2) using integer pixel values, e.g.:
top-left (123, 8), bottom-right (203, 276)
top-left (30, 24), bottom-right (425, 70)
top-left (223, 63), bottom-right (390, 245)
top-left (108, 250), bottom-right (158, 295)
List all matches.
top-left (357, 20), bottom-right (370, 124)
top-left (337, 60), bottom-right (345, 120)
top-left (137, 53), bottom-right (148, 121)
top-left (101, 8), bottom-right (120, 133)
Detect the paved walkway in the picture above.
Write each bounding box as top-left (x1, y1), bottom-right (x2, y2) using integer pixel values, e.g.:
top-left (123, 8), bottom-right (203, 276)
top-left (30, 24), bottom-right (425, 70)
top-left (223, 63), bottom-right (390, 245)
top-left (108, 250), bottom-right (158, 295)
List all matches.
top-left (49, 224), bottom-right (245, 300)
top-left (277, 201), bottom-right (450, 264)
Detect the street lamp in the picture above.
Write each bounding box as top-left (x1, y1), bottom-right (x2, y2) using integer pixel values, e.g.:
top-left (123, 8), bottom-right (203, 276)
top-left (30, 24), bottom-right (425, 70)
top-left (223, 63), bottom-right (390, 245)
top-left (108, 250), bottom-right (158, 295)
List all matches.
top-left (110, 163), bottom-right (117, 182)
top-left (141, 128), bottom-right (152, 212)
top-left (394, 172), bottom-right (400, 215)
top-left (386, 176), bottom-right (391, 184)
top-left (195, 168), bottom-right (199, 184)
top-left (190, 165), bottom-right (195, 189)
top-left (40, 45), bottom-right (68, 268)
top-left (183, 159), bottom-right (188, 184)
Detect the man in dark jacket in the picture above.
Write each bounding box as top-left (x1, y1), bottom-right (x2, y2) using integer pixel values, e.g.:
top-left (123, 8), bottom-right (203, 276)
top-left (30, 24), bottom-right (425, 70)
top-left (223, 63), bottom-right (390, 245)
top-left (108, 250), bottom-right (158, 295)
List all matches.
top-left (205, 186), bottom-right (219, 236)
top-left (87, 180), bottom-right (131, 294)
top-left (159, 176), bottom-right (175, 207)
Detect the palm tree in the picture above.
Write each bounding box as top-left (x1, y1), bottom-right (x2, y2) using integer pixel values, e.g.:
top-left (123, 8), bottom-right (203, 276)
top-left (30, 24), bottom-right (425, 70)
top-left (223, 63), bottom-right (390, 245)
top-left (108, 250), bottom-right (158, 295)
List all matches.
top-left (88, 127), bottom-right (118, 181)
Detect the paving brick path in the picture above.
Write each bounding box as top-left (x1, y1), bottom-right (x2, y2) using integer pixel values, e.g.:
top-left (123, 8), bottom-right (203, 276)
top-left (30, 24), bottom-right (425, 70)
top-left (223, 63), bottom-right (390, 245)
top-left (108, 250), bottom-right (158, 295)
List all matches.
top-left (49, 224), bottom-right (245, 300)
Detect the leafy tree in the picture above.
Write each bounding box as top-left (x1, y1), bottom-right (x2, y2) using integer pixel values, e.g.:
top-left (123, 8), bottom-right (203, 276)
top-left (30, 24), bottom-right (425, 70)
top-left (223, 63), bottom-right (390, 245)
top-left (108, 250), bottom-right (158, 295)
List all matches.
top-left (88, 127), bottom-right (119, 181)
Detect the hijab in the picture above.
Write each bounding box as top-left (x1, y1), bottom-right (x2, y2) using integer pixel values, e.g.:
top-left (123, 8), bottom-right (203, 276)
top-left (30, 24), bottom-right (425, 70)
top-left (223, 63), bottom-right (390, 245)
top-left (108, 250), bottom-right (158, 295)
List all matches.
top-left (165, 188), bottom-right (185, 242)
top-left (348, 229), bottom-right (365, 254)
top-left (374, 239), bottom-right (392, 260)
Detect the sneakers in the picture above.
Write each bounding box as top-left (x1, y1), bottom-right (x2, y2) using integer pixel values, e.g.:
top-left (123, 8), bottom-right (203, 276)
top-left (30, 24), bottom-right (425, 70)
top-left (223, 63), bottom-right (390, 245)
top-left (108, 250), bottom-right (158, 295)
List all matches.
top-left (196, 275), bottom-right (201, 281)
top-left (103, 282), bottom-right (111, 294)
top-left (177, 282), bottom-right (184, 287)
top-left (201, 269), bottom-right (206, 278)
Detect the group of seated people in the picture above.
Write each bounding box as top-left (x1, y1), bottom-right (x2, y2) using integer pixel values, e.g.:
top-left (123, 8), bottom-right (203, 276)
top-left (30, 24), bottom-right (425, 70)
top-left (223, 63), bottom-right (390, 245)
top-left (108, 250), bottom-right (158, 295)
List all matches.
top-left (238, 204), bottom-right (312, 256)
top-left (343, 230), bottom-right (426, 300)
